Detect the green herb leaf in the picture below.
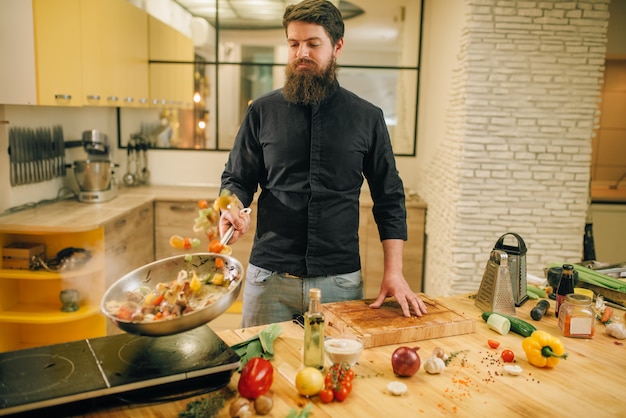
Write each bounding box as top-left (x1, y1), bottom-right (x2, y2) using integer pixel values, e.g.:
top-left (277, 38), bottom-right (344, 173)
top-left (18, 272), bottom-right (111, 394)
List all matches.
top-left (179, 393), bottom-right (225, 418)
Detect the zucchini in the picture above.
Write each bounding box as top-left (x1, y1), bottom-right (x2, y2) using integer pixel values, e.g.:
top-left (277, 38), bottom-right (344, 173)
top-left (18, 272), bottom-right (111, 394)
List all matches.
top-left (481, 311), bottom-right (536, 337)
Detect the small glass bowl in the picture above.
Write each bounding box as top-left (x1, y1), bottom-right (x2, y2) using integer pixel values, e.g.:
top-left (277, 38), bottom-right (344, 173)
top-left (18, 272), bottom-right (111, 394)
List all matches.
top-left (324, 337), bottom-right (364, 366)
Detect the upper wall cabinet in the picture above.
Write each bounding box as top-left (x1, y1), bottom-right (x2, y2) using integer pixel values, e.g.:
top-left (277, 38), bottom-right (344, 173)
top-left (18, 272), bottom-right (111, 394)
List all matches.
top-left (148, 16), bottom-right (194, 109)
top-left (33, 0), bottom-right (83, 106)
top-left (0, 0), bottom-right (37, 105)
top-left (0, 0), bottom-right (149, 108)
top-left (80, 0), bottom-right (149, 108)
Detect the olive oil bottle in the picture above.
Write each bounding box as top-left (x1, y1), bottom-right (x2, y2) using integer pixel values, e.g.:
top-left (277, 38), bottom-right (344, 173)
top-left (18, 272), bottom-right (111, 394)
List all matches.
top-left (303, 288), bottom-right (325, 370)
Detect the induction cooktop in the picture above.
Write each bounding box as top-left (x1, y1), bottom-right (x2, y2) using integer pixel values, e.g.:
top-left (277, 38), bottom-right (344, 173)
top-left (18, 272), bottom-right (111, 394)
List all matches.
top-left (0, 326), bottom-right (240, 416)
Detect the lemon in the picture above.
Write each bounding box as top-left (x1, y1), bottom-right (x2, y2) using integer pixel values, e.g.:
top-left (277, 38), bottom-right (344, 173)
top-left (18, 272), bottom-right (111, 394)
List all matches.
top-left (295, 367), bottom-right (324, 397)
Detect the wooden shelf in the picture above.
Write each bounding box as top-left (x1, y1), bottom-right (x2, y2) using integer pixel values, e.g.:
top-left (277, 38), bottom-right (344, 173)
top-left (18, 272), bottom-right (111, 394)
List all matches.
top-left (0, 264), bottom-right (101, 280)
top-left (0, 303), bottom-right (101, 324)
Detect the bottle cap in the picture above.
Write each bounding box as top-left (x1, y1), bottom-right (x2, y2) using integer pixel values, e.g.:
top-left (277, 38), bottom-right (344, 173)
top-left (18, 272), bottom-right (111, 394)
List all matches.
top-left (310, 288), bottom-right (321, 299)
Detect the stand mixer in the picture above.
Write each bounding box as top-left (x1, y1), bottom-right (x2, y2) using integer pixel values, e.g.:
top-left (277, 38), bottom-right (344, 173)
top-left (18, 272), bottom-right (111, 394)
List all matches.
top-left (69, 130), bottom-right (119, 203)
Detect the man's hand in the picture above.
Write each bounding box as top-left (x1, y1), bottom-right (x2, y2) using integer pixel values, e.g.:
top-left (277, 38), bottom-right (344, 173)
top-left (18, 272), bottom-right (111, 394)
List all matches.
top-left (369, 272), bottom-right (428, 317)
top-left (218, 203), bottom-right (251, 245)
top-left (368, 239), bottom-right (428, 318)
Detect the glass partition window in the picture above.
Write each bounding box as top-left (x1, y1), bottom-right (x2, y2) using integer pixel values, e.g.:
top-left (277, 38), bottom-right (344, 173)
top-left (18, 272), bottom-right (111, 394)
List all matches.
top-left (121, 0), bottom-right (422, 156)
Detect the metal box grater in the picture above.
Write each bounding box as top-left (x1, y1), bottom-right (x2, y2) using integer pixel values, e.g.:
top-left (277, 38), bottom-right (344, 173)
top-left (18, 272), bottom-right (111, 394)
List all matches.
top-left (494, 232), bottom-right (528, 307)
top-left (475, 249), bottom-right (516, 315)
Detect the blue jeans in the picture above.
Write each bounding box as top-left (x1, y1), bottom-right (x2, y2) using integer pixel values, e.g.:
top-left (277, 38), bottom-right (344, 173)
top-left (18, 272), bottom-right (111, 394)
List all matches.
top-left (241, 263), bottom-right (364, 327)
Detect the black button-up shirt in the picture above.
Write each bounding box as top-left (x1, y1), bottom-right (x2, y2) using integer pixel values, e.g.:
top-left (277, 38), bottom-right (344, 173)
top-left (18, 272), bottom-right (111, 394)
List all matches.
top-left (221, 84), bottom-right (407, 276)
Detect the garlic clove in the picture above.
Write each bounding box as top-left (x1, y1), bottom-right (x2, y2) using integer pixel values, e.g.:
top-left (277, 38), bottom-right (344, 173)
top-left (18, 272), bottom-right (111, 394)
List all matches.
top-left (503, 365), bottom-right (523, 376)
top-left (387, 381), bottom-right (408, 396)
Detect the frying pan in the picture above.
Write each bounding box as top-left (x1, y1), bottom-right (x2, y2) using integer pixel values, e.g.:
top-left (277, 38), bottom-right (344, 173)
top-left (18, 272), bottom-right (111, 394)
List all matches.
top-left (101, 253), bottom-right (243, 336)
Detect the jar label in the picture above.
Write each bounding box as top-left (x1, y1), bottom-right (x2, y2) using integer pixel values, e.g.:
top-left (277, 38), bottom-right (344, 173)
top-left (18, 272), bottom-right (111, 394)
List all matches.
top-left (569, 316), bottom-right (593, 336)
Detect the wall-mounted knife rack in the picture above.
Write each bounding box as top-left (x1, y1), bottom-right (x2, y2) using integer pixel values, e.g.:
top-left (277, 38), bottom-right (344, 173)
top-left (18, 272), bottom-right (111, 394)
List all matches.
top-left (8, 125), bottom-right (66, 186)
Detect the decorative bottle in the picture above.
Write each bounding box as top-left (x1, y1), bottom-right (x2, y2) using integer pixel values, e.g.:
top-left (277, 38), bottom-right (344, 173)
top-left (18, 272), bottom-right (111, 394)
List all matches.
top-left (304, 288), bottom-right (325, 370)
top-left (555, 264), bottom-right (575, 318)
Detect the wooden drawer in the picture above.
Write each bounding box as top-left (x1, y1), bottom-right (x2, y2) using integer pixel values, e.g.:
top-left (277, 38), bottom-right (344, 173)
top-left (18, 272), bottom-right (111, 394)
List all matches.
top-left (154, 200), bottom-right (200, 259)
top-left (105, 232), bottom-right (154, 286)
top-left (104, 202), bottom-right (154, 244)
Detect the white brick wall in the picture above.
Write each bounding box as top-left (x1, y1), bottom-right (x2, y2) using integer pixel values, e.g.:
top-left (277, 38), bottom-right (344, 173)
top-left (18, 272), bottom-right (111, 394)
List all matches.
top-left (421, 0), bottom-right (610, 297)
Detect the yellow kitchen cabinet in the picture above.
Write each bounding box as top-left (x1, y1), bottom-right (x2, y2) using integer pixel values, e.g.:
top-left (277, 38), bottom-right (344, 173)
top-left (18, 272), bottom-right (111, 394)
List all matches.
top-left (81, 0), bottom-right (149, 108)
top-left (0, 229), bottom-right (106, 352)
top-left (32, 0), bottom-right (148, 108)
top-left (149, 16), bottom-right (194, 109)
top-left (359, 197), bottom-right (426, 298)
top-left (33, 0), bottom-right (83, 106)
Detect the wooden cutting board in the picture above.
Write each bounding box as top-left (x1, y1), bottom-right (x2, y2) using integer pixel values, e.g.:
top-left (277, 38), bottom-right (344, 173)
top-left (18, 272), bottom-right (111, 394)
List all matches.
top-left (321, 293), bottom-right (476, 348)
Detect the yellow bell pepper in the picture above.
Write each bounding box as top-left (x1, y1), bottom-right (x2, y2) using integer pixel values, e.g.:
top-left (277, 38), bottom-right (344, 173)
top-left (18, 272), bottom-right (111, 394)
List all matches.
top-left (522, 330), bottom-right (568, 368)
top-left (189, 271), bottom-right (203, 293)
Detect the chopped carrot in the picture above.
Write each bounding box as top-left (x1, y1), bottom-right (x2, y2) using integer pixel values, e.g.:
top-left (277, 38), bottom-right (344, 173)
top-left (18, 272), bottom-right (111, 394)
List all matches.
top-left (215, 257), bottom-right (224, 269)
top-left (600, 306), bottom-right (614, 323)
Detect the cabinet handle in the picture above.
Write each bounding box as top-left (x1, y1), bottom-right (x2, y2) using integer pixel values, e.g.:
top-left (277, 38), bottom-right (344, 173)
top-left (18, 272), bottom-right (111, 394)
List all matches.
top-left (139, 98), bottom-right (148, 104)
top-left (107, 96), bottom-right (119, 102)
top-left (169, 204), bottom-right (196, 213)
top-left (86, 95), bottom-right (101, 101)
top-left (114, 218), bottom-right (127, 229)
top-left (54, 94), bottom-right (72, 100)
top-left (114, 245), bottom-right (127, 256)
top-left (124, 97), bottom-right (134, 103)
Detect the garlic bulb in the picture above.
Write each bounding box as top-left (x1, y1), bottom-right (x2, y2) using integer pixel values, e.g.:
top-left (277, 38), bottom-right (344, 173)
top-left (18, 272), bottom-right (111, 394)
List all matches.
top-left (423, 356), bottom-right (446, 374)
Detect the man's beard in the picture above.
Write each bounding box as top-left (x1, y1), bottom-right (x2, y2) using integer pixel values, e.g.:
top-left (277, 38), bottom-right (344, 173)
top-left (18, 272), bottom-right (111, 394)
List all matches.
top-left (283, 58), bottom-right (338, 106)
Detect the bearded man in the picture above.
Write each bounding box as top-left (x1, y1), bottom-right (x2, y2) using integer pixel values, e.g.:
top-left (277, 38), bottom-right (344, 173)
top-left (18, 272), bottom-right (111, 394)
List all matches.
top-left (219, 0), bottom-right (427, 327)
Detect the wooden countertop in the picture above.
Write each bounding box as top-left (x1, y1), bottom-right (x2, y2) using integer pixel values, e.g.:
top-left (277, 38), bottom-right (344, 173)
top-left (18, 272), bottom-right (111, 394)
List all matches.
top-left (0, 185), bottom-right (219, 233)
top-left (0, 185), bottom-right (426, 233)
top-left (81, 293), bottom-right (626, 417)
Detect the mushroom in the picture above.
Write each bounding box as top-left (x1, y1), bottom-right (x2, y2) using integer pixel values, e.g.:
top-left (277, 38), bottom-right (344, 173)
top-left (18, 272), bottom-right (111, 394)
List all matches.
top-left (229, 398), bottom-right (252, 418)
top-left (254, 394), bottom-right (274, 415)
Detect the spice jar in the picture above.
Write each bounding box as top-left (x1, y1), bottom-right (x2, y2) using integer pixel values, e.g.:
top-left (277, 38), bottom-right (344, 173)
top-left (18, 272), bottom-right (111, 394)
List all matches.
top-left (557, 293), bottom-right (595, 338)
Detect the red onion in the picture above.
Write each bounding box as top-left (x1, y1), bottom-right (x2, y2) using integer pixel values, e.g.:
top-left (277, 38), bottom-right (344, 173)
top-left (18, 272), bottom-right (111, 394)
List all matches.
top-left (391, 346), bottom-right (421, 377)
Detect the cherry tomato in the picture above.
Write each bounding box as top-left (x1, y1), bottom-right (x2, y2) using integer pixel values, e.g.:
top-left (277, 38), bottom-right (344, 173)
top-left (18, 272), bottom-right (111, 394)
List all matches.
top-left (342, 380), bottom-right (352, 395)
top-left (319, 388), bottom-right (334, 403)
top-left (334, 385), bottom-right (350, 402)
top-left (238, 357), bottom-right (274, 399)
top-left (487, 339), bottom-right (501, 349)
top-left (501, 349), bottom-right (515, 363)
top-left (324, 373), bottom-right (334, 388)
top-left (344, 368), bottom-right (355, 381)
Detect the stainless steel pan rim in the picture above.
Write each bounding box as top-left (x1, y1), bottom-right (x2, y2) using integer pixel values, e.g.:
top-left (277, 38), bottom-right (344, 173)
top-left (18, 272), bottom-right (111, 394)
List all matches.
top-left (101, 253), bottom-right (244, 336)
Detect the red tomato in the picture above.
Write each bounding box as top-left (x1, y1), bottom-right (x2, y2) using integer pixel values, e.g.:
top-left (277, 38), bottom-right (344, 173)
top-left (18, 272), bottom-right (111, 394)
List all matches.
top-left (334, 385), bottom-right (350, 402)
top-left (238, 357), bottom-right (273, 399)
top-left (501, 349), bottom-right (515, 363)
top-left (344, 368), bottom-right (355, 381)
top-left (487, 339), bottom-right (501, 349)
top-left (342, 380), bottom-right (353, 395)
top-left (319, 388), bottom-right (334, 403)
